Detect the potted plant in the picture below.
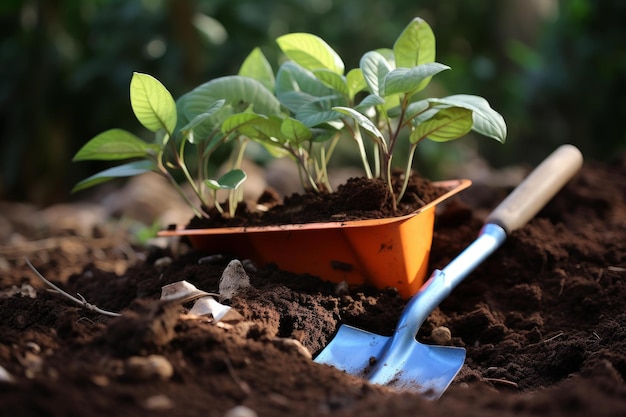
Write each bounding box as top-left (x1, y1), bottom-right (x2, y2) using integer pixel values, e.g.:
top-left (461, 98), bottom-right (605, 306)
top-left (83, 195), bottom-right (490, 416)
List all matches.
top-left (72, 17), bottom-right (506, 297)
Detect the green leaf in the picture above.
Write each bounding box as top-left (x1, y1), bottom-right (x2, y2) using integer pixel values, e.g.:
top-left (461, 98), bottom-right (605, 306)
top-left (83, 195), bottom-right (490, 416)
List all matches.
top-left (221, 113), bottom-right (268, 138)
top-left (71, 160), bottom-right (156, 193)
top-left (399, 98), bottom-right (431, 120)
top-left (355, 94), bottom-right (386, 111)
top-left (360, 51), bottom-right (392, 97)
top-left (410, 107), bottom-right (473, 143)
top-left (130, 72), bottom-right (177, 134)
top-left (393, 18), bottom-right (436, 92)
top-left (73, 129), bottom-right (160, 161)
top-left (275, 61), bottom-right (337, 113)
top-left (276, 33), bottom-right (344, 74)
top-left (280, 117), bottom-right (312, 144)
top-left (182, 76), bottom-right (281, 120)
top-left (297, 96), bottom-right (345, 127)
top-left (205, 169), bottom-right (247, 190)
top-left (180, 99), bottom-right (225, 133)
top-left (313, 69), bottom-right (348, 96)
top-left (383, 63), bottom-right (449, 96)
top-left (333, 106), bottom-right (384, 141)
top-left (239, 47), bottom-right (275, 92)
top-left (180, 76), bottom-right (281, 139)
top-left (429, 95), bottom-right (507, 143)
top-left (346, 68), bottom-right (367, 101)
top-left (393, 17), bottom-right (436, 68)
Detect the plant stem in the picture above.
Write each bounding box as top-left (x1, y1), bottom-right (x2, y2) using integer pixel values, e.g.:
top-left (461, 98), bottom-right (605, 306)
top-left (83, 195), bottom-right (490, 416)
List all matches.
top-left (396, 143), bottom-right (418, 203)
top-left (350, 123), bottom-right (373, 179)
top-left (155, 151), bottom-right (205, 218)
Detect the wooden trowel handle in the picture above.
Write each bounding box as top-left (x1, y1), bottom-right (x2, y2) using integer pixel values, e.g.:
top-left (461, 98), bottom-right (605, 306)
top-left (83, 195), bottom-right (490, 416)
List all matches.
top-left (486, 144), bottom-right (583, 234)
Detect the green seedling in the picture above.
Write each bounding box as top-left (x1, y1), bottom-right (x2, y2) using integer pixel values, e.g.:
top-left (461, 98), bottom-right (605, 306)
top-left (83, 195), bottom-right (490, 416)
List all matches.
top-left (73, 16), bottom-right (507, 219)
top-left (72, 73), bottom-right (263, 218)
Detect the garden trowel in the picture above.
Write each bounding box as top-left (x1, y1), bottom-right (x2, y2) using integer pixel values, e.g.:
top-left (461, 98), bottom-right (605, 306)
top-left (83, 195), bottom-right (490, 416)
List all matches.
top-left (314, 144), bottom-right (583, 399)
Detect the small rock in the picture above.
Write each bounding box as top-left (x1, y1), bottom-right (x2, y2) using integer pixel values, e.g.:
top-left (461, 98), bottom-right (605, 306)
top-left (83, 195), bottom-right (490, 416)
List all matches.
top-left (125, 355), bottom-right (174, 381)
top-left (142, 394), bottom-right (175, 411)
top-left (431, 326), bottom-right (452, 344)
top-left (219, 260), bottom-right (251, 301)
top-left (154, 256), bottom-right (172, 269)
top-left (224, 405), bottom-right (258, 417)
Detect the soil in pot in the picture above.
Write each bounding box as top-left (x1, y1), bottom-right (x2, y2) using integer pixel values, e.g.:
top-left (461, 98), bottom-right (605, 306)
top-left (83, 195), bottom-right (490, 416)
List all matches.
top-left (187, 172), bottom-right (448, 228)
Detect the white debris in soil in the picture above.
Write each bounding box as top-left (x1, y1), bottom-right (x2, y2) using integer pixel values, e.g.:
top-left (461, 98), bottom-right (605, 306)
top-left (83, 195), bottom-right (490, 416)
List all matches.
top-left (160, 280), bottom-right (212, 302)
top-left (142, 394), bottom-right (175, 411)
top-left (219, 260), bottom-right (250, 302)
top-left (0, 365), bottom-right (14, 383)
top-left (0, 283), bottom-right (36, 299)
top-left (125, 355), bottom-right (174, 381)
top-left (188, 296), bottom-right (244, 322)
top-left (224, 405), bottom-right (258, 417)
top-left (270, 337), bottom-right (312, 359)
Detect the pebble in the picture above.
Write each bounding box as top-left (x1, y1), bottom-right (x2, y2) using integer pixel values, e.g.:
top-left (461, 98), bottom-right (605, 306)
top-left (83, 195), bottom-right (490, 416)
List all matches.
top-left (142, 394), bottom-right (175, 411)
top-left (219, 260), bottom-right (251, 301)
top-left (154, 256), bottom-right (173, 269)
top-left (125, 355), bottom-right (174, 381)
top-left (224, 405), bottom-right (258, 417)
top-left (430, 326), bottom-right (452, 344)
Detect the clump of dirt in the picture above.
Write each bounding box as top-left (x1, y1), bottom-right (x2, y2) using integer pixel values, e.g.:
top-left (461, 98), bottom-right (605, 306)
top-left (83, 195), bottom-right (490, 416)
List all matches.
top-left (1, 157), bottom-right (625, 417)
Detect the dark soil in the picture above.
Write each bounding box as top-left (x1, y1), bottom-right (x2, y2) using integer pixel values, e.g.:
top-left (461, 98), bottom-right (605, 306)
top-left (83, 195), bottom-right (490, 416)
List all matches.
top-left (188, 173), bottom-right (447, 228)
top-left (1, 157), bottom-right (625, 417)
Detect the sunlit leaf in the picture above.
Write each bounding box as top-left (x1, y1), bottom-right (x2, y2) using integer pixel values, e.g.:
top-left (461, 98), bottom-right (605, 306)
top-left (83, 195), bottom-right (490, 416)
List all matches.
top-left (313, 69), bottom-right (348, 96)
top-left (205, 169), bottom-right (247, 190)
top-left (383, 63), bottom-right (449, 96)
top-left (239, 47), bottom-right (275, 92)
top-left (182, 76), bottom-right (281, 120)
top-left (130, 73), bottom-right (177, 134)
top-left (276, 33), bottom-right (344, 74)
top-left (71, 160), bottom-right (156, 193)
top-left (333, 106), bottom-right (384, 141)
top-left (393, 18), bottom-right (436, 92)
top-left (393, 17), bottom-right (436, 68)
top-left (222, 112), bottom-right (265, 133)
top-left (346, 68), bottom-right (367, 101)
top-left (429, 95), bottom-right (507, 143)
top-left (180, 76), bottom-right (280, 140)
top-left (275, 61), bottom-right (336, 112)
top-left (281, 117), bottom-right (312, 145)
top-left (360, 51), bottom-right (392, 97)
top-left (410, 107), bottom-right (473, 143)
top-left (73, 129), bottom-right (160, 161)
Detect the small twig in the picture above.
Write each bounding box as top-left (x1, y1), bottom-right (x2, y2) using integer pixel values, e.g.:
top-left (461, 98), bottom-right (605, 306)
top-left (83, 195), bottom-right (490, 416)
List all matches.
top-left (542, 331), bottom-right (564, 343)
top-left (482, 377), bottom-right (519, 389)
top-left (25, 258), bottom-right (121, 317)
top-left (223, 357), bottom-right (251, 395)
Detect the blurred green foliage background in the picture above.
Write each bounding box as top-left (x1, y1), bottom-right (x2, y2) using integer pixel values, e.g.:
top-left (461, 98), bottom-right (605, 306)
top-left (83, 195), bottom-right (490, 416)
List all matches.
top-left (1, 0), bottom-right (625, 206)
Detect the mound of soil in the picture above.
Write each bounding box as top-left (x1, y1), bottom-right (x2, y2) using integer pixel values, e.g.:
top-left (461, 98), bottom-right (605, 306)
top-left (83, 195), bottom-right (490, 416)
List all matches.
top-left (1, 156), bottom-right (625, 417)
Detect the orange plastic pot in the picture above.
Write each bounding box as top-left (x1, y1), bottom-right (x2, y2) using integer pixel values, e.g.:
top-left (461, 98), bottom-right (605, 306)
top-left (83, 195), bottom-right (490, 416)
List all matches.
top-left (159, 179), bottom-right (471, 298)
